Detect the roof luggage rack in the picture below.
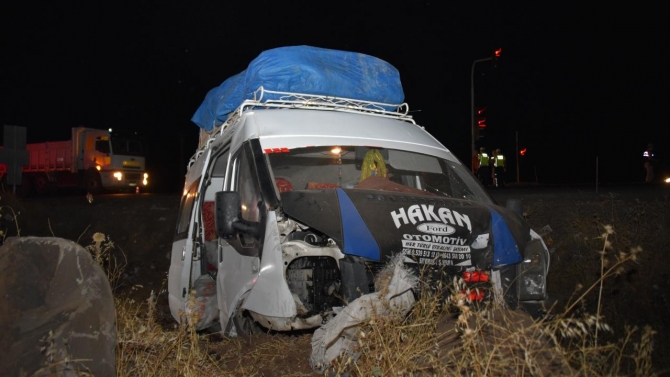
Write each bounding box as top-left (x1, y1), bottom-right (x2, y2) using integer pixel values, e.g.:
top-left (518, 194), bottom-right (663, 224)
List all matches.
top-left (244, 87), bottom-right (412, 119)
top-left (190, 87), bottom-right (415, 169)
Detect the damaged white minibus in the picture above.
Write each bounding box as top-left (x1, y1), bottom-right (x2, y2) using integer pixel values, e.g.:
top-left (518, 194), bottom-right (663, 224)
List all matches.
top-left (168, 46), bottom-right (550, 336)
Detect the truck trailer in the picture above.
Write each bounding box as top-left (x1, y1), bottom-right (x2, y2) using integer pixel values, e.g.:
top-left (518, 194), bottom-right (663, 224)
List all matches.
top-left (0, 127), bottom-right (148, 195)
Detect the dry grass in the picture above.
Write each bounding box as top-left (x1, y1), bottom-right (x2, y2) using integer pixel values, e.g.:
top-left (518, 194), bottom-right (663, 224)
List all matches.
top-left (78, 232), bottom-right (224, 376)
top-left (2, 189), bottom-right (660, 376)
top-left (110, 218), bottom-right (657, 376)
top-left (320, 217), bottom-right (661, 376)
top-left (526, 192), bottom-right (669, 372)
top-left (323, 232), bottom-right (656, 376)
top-left (0, 193), bottom-right (23, 241)
top-left (108, 240), bottom-right (656, 377)
top-left (114, 289), bottom-right (314, 376)
top-left (114, 292), bottom-right (227, 377)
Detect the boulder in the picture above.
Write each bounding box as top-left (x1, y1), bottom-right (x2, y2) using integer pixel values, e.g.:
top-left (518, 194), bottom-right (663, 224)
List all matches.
top-left (0, 237), bottom-right (116, 377)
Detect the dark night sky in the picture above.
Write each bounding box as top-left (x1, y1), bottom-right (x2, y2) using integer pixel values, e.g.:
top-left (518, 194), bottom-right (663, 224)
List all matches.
top-left (1, 2), bottom-right (666, 190)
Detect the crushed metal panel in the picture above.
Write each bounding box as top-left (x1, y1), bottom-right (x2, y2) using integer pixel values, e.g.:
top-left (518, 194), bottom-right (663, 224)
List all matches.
top-left (243, 212), bottom-right (297, 318)
top-left (310, 255), bottom-right (418, 372)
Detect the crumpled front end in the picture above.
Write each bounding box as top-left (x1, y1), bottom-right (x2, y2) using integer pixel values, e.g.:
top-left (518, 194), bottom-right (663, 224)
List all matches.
top-left (276, 188), bottom-right (548, 313)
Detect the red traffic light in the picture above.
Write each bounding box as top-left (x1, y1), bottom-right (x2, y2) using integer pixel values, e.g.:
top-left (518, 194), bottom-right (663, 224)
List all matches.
top-left (520, 148), bottom-right (527, 156)
top-left (494, 48), bottom-right (502, 58)
top-left (476, 106), bottom-right (486, 128)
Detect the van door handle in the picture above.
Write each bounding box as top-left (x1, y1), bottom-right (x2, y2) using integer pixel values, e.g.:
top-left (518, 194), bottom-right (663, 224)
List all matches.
top-left (192, 241), bottom-right (201, 261)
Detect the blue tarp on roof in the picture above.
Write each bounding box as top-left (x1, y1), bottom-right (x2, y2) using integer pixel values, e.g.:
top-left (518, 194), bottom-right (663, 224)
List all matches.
top-left (192, 45), bottom-right (405, 131)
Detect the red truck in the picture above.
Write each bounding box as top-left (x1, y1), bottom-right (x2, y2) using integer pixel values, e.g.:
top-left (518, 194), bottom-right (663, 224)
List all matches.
top-left (0, 127), bottom-right (148, 195)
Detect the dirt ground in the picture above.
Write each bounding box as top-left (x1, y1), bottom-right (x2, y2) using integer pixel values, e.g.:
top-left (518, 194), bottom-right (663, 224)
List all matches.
top-left (0, 190), bottom-right (180, 303)
top-left (489, 184), bottom-right (670, 373)
top-left (2, 183), bottom-right (669, 374)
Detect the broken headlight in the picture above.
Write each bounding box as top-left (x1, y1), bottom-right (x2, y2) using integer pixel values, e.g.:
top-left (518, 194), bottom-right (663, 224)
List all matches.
top-left (517, 238), bottom-right (548, 301)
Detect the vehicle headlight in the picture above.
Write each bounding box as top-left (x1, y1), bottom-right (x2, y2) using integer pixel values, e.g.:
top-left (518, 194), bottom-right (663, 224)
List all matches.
top-left (113, 172), bottom-right (123, 181)
top-left (517, 238), bottom-right (548, 301)
top-left (143, 173), bottom-right (148, 186)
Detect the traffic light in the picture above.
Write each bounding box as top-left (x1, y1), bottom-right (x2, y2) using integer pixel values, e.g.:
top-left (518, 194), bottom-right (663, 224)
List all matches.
top-left (519, 148), bottom-right (527, 156)
top-left (476, 106), bottom-right (486, 129)
top-left (492, 48), bottom-right (502, 68)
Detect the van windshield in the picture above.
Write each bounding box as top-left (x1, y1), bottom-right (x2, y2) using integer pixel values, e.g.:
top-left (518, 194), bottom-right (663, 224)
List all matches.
top-left (266, 146), bottom-right (492, 203)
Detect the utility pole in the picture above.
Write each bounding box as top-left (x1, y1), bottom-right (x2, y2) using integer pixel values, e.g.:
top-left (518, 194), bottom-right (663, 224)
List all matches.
top-left (470, 49), bottom-right (501, 171)
top-left (516, 131), bottom-right (520, 183)
top-left (471, 58), bottom-right (490, 170)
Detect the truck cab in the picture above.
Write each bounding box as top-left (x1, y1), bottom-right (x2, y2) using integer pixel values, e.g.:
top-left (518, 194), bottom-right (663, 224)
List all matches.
top-left (168, 88), bottom-right (550, 335)
top-left (73, 127), bottom-right (148, 193)
top-left (0, 127), bottom-right (148, 195)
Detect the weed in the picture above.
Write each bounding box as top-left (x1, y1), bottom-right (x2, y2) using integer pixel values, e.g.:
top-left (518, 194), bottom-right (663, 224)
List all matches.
top-left (324, 226), bottom-right (655, 376)
top-left (0, 194), bottom-right (22, 241)
top-left (84, 232), bottom-right (128, 290)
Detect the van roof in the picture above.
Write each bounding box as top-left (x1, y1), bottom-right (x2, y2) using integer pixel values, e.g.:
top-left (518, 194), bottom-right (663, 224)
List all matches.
top-left (249, 109), bottom-right (452, 159)
top-left (188, 90), bottom-right (456, 170)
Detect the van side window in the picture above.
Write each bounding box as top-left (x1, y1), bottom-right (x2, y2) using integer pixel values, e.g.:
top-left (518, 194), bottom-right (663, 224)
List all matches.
top-left (175, 179), bottom-right (200, 238)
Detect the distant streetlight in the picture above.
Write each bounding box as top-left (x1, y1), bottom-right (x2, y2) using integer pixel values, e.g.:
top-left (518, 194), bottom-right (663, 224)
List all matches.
top-left (470, 49), bottom-right (501, 170)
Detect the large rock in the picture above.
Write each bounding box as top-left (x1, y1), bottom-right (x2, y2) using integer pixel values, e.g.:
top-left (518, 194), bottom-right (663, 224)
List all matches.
top-left (0, 237), bottom-right (116, 377)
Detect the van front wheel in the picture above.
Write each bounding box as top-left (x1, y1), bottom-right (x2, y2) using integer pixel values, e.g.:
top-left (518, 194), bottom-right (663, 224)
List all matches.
top-left (231, 300), bottom-right (263, 337)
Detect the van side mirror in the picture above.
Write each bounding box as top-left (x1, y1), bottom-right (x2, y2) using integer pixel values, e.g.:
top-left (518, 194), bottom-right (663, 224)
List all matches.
top-left (215, 191), bottom-right (261, 239)
top-left (215, 191), bottom-right (241, 238)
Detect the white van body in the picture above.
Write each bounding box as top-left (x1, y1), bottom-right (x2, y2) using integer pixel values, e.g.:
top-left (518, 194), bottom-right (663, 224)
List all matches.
top-left (168, 89), bottom-right (550, 335)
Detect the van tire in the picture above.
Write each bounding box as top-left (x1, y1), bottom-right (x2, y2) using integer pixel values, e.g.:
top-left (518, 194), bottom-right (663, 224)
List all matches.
top-left (231, 299), bottom-right (263, 337)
